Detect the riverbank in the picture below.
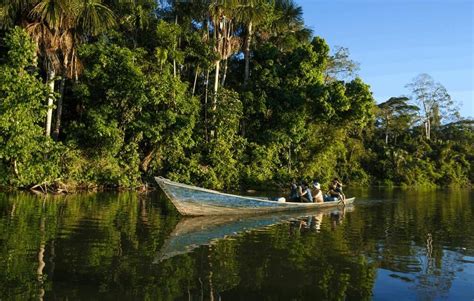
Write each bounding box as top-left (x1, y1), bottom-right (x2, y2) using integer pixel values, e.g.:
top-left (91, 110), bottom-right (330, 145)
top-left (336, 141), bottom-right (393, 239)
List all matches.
top-left (1, 177), bottom-right (471, 195)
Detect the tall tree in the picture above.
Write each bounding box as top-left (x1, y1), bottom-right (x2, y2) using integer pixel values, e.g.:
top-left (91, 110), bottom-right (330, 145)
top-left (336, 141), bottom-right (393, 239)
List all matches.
top-left (269, 0), bottom-right (311, 51)
top-left (406, 73), bottom-right (458, 140)
top-left (208, 0), bottom-right (241, 105)
top-left (377, 97), bottom-right (419, 144)
top-left (38, 0), bottom-right (115, 139)
top-left (324, 46), bottom-right (360, 82)
top-left (237, 0), bottom-right (267, 86)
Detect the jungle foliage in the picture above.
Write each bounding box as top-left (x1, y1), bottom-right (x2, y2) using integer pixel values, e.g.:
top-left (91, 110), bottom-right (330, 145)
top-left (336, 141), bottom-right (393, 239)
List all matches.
top-left (0, 0), bottom-right (472, 190)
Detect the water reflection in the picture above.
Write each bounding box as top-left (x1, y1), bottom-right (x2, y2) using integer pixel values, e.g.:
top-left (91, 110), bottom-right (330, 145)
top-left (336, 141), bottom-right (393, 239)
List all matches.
top-left (157, 206), bottom-right (353, 262)
top-left (0, 189), bottom-right (472, 300)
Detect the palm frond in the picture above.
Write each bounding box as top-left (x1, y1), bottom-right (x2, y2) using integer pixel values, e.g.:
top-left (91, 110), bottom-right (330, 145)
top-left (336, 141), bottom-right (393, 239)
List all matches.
top-left (77, 0), bottom-right (116, 36)
top-left (26, 21), bottom-right (61, 71)
top-left (30, 0), bottom-right (64, 29)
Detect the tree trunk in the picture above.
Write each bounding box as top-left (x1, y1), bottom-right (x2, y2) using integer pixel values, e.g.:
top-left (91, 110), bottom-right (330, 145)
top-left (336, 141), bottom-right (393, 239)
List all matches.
top-left (52, 77), bottom-right (66, 141)
top-left (427, 119), bottom-right (431, 140)
top-left (421, 99), bottom-right (430, 140)
top-left (244, 21), bottom-right (253, 86)
top-left (211, 60), bottom-right (220, 139)
top-left (192, 67), bottom-right (199, 96)
top-left (221, 59), bottom-right (227, 87)
top-left (424, 119), bottom-right (431, 140)
top-left (173, 14), bottom-right (178, 78)
top-left (45, 69), bottom-right (55, 137)
top-left (213, 60), bottom-right (220, 111)
top-left (204, 69), bottom-right (210, 142)
top-left (173, 60), bottom-right (177, 78)
top-left (140, 148), bottom-right (156, 172)
top-left (12, 159), bottom-right (19, 177)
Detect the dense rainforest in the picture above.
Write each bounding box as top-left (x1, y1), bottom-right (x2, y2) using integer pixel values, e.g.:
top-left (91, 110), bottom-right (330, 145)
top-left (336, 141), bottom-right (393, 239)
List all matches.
top-left (0, 0), bottom-right (472, 191)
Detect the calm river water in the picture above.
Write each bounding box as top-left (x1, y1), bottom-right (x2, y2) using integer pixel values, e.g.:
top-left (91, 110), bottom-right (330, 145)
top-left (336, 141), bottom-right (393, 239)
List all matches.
top-left (0, 188), bottom-right (473, 300)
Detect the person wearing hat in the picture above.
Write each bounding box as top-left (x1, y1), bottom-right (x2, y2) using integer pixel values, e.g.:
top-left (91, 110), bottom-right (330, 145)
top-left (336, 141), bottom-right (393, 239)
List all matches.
top-left (312, 181), bottom-right (324, 203)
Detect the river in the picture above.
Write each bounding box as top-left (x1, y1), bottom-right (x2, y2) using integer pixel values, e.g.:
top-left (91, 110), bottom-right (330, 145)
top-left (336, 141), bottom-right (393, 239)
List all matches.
top-left (0, 188), bottom-right (473, 300)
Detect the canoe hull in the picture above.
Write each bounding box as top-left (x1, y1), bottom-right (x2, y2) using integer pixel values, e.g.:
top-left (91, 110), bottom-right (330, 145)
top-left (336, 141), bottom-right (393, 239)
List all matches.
top-left (155, 177), bottom-right (354, 216)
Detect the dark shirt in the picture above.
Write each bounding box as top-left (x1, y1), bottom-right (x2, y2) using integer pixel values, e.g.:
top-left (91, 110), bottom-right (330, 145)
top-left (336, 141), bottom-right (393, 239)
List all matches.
top-left (290, 184), bottom-right (298, 200)
top-left (329, 184), bottom-right (340, 197)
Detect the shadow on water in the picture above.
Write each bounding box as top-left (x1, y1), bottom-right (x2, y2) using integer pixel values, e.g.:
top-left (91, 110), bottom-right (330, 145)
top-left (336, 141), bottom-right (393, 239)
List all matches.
top-left (0, 188), bottom-right (473, 300)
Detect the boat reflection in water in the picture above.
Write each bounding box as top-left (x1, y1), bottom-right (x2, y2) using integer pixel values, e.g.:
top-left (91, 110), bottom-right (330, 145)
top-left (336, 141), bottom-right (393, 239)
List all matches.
top-left (155, 205), bottom-right (354, 262)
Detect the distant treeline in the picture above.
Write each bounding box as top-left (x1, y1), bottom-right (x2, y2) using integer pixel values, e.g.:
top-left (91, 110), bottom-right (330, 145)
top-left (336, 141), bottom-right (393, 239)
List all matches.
top-left (0, 0), bottom-right (472, 190)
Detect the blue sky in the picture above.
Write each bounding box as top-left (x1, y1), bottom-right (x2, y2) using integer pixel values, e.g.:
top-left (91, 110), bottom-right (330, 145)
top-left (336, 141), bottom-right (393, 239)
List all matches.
top-left (297, 0), bottom-right (474, 118)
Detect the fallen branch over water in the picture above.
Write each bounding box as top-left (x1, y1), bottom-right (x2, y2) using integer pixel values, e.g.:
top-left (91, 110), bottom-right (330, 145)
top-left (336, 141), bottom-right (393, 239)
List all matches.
top-left (30, 180), bottom-right (69, 195)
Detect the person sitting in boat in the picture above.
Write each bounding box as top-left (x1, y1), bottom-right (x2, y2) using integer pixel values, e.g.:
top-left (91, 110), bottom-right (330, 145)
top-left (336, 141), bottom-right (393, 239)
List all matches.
top-left (300, 182), bottom-right (313, 203)
top-left (324, 182), bottom-right (342, 202)
top-left (333, 178), bottom-right (346, 200)
top-left (312, 181), bottom-right (324, 203)
top-left (289, 183), bottom-right (299, 202)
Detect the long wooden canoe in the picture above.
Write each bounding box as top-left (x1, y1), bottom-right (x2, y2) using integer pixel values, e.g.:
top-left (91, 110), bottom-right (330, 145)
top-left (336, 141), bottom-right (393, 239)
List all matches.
top-left (155, 206), bottom-right (353, 262)
top-left (155, 177), bottom-right (355, 216)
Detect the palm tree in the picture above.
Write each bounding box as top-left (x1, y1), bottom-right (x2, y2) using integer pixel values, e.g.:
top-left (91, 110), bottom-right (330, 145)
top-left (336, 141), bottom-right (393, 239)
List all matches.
top-left (26, 21), bottom-right (60, 137)
top-left (0, 0), bottom-right (33, 28)
top-left (52, 0), bottom-right (115, 140)
top-left (1, 0), bottom-right (116, 138)
top-left (270, 0), bottom-right (311, 51)
top-left (237, 0), bottom-right (268, 86)
top-left (208, 0), bottom-right (241, 108)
